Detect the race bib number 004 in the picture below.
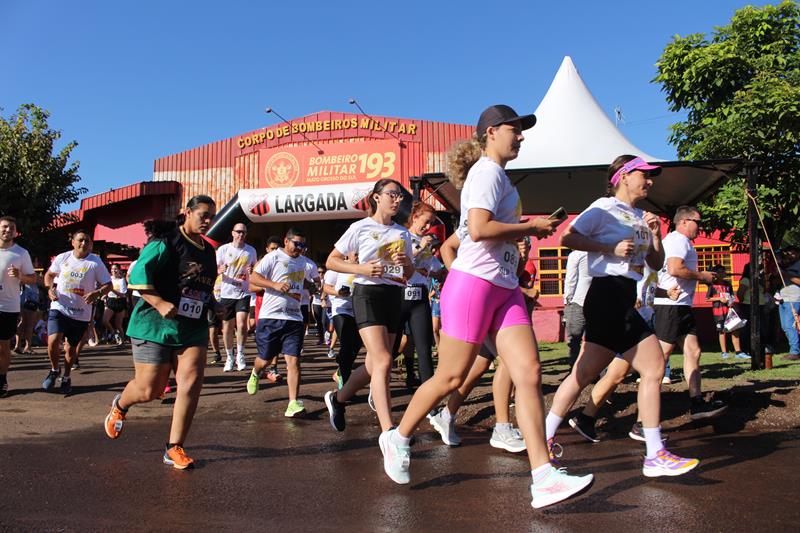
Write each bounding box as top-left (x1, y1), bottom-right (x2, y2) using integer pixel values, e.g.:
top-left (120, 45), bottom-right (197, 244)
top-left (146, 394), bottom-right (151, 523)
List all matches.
top-left (404, 287), bottom-right (422, 301)
top-left (178, 296), bottom-right (204, 319)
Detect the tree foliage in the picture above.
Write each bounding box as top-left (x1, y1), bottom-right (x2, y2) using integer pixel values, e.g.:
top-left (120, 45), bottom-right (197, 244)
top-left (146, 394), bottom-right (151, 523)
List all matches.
top-left (654, 1), bottom-right (800, 247)
top-left (0, 104), bottom-right (85, 260)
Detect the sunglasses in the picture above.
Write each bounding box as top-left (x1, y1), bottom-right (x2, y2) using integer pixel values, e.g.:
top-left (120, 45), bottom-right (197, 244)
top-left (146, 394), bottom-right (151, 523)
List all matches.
top-left (685, 218), bottom-right (702, 226)
top-left (233, 230), bottom-right (247, 234)
top-left (290, 240), bottom-right (307, 249)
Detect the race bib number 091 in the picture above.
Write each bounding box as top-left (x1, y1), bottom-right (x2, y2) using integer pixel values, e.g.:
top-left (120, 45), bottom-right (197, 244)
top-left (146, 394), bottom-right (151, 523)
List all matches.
top-left (404, 287), bottom-right (422, 301)
top-left (178, 297), bottom-right (203, 319)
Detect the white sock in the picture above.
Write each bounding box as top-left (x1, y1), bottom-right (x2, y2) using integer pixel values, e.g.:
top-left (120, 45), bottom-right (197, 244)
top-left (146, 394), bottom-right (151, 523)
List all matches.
top-left (237, 344), bottom-right (244, 356)
top-left (495, 422), bottom-right (512, 431)
top-left (531, 463), bottom-right (553, 484)
top-left (643, 427), bottom-right (663, 459)
top-left (440, 407), bottom-right (453, 420)
top-left (391, 429), bottom-right (411, 446)
top-left (225, 349), bottom-right (232, 358)
top-left (545, 412), bottom-right (563, 441)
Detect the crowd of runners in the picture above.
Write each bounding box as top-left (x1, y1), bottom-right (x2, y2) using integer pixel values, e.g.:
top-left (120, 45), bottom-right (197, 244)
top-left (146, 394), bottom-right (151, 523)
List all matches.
top-left (2, 104), bottom-right (800, 510)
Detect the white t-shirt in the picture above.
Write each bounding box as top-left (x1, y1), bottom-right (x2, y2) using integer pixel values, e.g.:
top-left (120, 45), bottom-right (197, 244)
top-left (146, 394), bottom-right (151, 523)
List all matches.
top-left (0, 244), bottom-right (35, 313)
top-left (570, 197), bottom-right (652, 281)
top-left (655, 231), bottom-right (697, 306)
top-left (49, 251), bottom-right (111, 322)
top-left (324, 269), bottom-right (356, 317)
top-left (334, 217), bottom-right (413, 287)
top-left (107, 276), bottom-right (128, 298)
top-left (637, 265), bottom-right (659, 322)
top-left (407, 232), bottom-right (443, 287)
top-left (450, 157), bottom-right (522, 289)
top-left (216, 243), bottom-right (258, 300)
top-left (128, 260), bottom-right (141, 298)
top-left (779, 260), bottom-right (800, 302)
top-left (563, 250), bottom-right (591, 307)
top-left (255, 248), bottom-right (313, 322)
top-left (299, 256), bottom-right (320, 306)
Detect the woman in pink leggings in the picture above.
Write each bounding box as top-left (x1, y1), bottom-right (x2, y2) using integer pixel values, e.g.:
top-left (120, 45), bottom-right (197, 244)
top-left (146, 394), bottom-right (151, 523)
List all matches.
top-left (378, 104), bottom-right (593, 509)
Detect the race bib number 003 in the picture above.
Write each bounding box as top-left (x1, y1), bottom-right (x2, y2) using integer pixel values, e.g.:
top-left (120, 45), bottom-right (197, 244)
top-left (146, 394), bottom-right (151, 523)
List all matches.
top-left (178, 296), bottom-right (204, 319)
top-left (404, 287), bottom-right (422, 301)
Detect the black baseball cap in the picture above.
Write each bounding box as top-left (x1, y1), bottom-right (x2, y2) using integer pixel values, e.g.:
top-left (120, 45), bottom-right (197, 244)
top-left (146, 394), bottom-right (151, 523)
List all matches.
top-left (476, 104), bottom-right (536, 137)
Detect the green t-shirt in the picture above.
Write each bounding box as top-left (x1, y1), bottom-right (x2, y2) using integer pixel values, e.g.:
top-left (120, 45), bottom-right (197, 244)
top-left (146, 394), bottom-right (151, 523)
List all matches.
top-left (127, 236), bottom-right (212, 347)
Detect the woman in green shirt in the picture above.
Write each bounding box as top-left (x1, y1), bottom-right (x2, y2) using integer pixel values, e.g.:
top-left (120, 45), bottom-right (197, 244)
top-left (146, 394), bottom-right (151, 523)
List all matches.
top-left (104, 195), bottom-right (219, 469)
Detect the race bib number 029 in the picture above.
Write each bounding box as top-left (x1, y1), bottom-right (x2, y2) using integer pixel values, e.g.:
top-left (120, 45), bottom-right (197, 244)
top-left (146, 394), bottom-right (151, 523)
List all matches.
top-left (383, 264), bottom-right (403, 278)
top-left (178, 297), bottom-right (204, 319)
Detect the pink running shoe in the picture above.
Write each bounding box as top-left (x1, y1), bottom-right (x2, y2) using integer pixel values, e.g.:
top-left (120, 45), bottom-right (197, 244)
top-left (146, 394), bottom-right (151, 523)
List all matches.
top-left (643, 448), bottom-right (699, 477)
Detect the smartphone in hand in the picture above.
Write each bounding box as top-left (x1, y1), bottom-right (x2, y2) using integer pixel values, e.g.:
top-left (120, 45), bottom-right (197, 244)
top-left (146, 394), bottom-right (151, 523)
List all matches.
top-left (548, 207), bottom-right (568, 226)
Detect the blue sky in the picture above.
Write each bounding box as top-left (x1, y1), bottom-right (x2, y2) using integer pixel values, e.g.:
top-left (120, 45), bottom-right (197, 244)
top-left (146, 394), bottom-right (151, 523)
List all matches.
top-left (1, 0), bottom-right (771, 207)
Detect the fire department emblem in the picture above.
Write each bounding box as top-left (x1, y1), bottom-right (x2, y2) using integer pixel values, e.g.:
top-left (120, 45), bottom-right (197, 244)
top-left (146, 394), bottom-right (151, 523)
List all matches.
top-left (264, 151), bottom-right (300, 188)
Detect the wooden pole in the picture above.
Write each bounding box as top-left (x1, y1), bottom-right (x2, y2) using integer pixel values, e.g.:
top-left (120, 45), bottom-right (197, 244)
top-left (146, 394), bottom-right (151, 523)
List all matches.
top-left (746, 161), bottom-right (763, 370)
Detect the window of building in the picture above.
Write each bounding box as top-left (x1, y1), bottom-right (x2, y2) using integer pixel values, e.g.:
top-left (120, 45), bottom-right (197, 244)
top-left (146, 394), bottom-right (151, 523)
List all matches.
top-left (695, 244), bottom-right (735, 290)
top-left (537, 247), bottom-right (570, 296)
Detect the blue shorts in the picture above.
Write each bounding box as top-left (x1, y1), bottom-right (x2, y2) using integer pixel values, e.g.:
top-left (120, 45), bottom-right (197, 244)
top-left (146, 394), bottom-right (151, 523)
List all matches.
top-left (47, 310), bottom-right (90, 346)
top-left (431, 300), bottom-right (441, 318)
top-left (255, 319), bottom-right (304, 359)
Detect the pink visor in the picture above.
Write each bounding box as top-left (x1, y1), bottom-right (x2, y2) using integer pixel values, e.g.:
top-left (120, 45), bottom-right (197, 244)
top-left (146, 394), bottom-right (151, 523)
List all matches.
top-left (610, 157), bottom-right (661, 185)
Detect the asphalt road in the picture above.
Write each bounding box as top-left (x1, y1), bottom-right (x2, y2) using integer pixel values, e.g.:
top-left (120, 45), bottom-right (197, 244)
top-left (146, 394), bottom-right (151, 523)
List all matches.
top-left (1, 338), bottom-right (798, 532)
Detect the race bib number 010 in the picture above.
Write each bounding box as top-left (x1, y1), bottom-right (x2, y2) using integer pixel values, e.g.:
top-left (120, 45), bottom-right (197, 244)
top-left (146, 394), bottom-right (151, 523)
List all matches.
top-left (404, 287), bottom-right (422, 301)
top-left (178, 297), bottom-right (204, 319)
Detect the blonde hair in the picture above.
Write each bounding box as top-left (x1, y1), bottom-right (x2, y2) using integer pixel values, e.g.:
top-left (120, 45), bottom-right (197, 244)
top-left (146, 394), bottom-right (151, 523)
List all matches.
top-left (446, 134), bottom-right (486, 190)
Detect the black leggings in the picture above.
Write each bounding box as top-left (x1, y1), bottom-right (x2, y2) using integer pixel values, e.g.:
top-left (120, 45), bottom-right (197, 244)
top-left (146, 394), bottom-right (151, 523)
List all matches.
top-left (332, 314), bottom-right (363, 383)
top-left (394, 290), bottom-right (435, 382)
top-left (312, 304), bottom-right (330, 343)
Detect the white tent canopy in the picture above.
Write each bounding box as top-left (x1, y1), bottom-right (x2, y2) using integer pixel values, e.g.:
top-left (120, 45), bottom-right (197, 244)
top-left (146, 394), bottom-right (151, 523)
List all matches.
top-left (507, 56), bottom-right (661, 169)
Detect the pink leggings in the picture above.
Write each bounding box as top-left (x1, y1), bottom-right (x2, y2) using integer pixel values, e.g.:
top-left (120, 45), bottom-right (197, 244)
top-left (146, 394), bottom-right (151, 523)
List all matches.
top-left (440, 269), bottom-right (531, 344)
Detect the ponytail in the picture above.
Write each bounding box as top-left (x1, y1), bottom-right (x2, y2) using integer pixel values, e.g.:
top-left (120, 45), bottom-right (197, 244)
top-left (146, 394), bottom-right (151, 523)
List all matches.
top-left (446, 134), bottom-right (485, 190)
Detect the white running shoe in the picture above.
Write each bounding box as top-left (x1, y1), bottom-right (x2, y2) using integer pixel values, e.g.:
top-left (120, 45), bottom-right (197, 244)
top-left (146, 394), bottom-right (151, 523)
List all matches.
top-left (489, 425), bottom-right (526, 453)
top-left (367, 389), bottom-right (376, 412)
top-left (236, 353), bottom-right (246, 371)
top-left (223, 357), bottom-right (234, 372)
top-left (327, 349), bottom-right (336, 359)
top-left (378, 429), bottom-right (411, 484)
top-left (530, 467), bottom-right (593, 509)
top-left (429, 409), bottom-right (461, 446)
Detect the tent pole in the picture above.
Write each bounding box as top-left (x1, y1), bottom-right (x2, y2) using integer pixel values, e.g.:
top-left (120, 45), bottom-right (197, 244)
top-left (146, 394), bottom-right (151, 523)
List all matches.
top-left (746, 161), bottom-right (763, 370)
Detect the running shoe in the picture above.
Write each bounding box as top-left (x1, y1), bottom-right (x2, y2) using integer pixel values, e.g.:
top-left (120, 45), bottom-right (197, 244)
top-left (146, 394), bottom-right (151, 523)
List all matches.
top-left (114, 333), bottom-right (123, 346)
top-left (547, 438), bottom-right (563, 463)
top-left (327, 348), bottom-right (336, 359)
top-left (223, 357), bottom-right (234, 372)
top-left (246, 370), bottom-right (260, 395)
top-left (689, 398), bottom-right (728, 420)
top-left (284, 399), bottom-right (306, 418)
top-left (628, 421), bottom-right (646, 442)
top-left (71, 362), bottom-right (80, 371)
top-left (42, 369), bottom-right (59, 392)
top-left (721, 352), bottom-right (730, 360)
top-left (0, 381), bottom-right (8, 398)
top-left (331, 370), bottom-right (343, 390)
top-left (163, 445), bottom-right (194, 470)
top-left (642, 448), bottom-right (699, 477)
top-left (236, 353), bottom-right (246, 371)
top-left (104, 394), bottom-right (126, 439)
top-left (735, 352), bottom-right (752, 360)
top-left (662, 375), bottom-right (672, 384)
top-left (210, 352), bottom-right (222, 365)
top-left (568, 414), bottom-right (600, 443)
top-left (324, 390), bottom-right (346, 431)
top-left (59, 377), bottom-right (72, 395)
top-left (489, 425), bottom-right (526, 453)
top-left (87, 337), bottom-right (98, 347)
top-left (429, 409), bottom-right (461, 446)
top-left (530, 467), bottom-right (593, 509)
top-left (379, 429), bottom-right (411, 484)
top-left (324, 331), bottom-right (331, 344)
top-left (265, 368), bottom-right (282, 383)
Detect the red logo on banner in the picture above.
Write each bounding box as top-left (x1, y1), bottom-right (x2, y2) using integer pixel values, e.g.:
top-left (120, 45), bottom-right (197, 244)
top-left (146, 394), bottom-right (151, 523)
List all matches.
top-left (264, 152), bottom-right (300, 188)
top-left (250, 196), bottom-right (271, 216)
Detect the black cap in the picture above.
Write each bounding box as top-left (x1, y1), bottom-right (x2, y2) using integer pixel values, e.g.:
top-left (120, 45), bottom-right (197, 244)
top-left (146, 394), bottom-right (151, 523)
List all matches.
top-left (476, 104), bottom-right (536, 138)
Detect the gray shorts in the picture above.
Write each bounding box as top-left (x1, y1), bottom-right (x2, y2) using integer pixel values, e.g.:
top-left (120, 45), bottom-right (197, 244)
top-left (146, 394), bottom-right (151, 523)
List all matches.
top-left (131, 338), bottom-right (201, 365)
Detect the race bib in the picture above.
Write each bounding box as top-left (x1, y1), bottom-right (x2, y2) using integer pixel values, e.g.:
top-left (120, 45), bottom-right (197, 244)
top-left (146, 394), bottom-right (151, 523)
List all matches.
top-left (383, 264), bottom-right (403, 279)
top-left (177, 296), bottom-right (204, 319)
top-left (404, 287), bottom-right (422, 301)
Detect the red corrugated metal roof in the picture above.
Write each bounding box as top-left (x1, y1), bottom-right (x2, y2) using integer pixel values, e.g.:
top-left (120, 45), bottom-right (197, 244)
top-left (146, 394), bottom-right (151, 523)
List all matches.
top-left (80, 181), bottom-right (179, 211)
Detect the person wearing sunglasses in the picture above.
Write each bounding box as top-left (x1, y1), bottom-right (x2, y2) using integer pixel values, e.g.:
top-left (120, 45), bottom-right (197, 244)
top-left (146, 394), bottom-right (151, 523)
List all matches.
top-left (653, 205), bottom-right (727, 420)
top-left (323, 179), bottom-right (414, 438)
top-left (216, 223), bottom-right (257, 372)
top-left (246, 227), bottom-right (315, 418)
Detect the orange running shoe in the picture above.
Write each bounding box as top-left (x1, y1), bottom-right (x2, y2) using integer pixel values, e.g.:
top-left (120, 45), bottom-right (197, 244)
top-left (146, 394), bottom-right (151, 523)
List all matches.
top-left (104, 394), bottom-right (126, 439)
top-left (163, 445), bottom-right (194, 469)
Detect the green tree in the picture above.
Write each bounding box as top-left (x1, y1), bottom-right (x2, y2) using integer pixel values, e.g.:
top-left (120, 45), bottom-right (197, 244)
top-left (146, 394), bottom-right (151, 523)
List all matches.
top-left (655, 1), bottom-right (800, 248)
top-left (0, 103), bottom-right (85, 260)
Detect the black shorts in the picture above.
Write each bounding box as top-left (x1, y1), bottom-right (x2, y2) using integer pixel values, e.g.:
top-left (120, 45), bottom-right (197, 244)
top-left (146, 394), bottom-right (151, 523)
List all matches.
top-left (106, 298), bottom-right (126, 314)
top-left (255, 319), bottom-right (304, 359)
top-left (207, 308), bottom-right (221, 328)
top-left (583, 276), bottom-right (653, 355)
top-left (301, 304), bottom-right (310, 325)
top-left (220, 297), bottom-right (250, 321)
top-left (0, 311), bottom-right (19, 341)
top-left (654, 305), bottom-right (697, 344)
top-left (47, 310), bottom-right (90, 346)
top-left (352, 284), bottom-right (404, 334)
